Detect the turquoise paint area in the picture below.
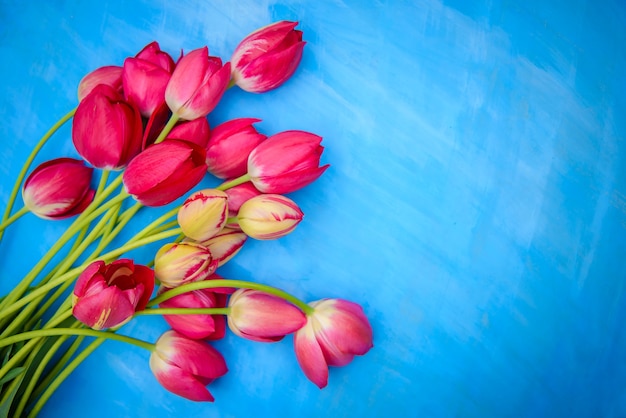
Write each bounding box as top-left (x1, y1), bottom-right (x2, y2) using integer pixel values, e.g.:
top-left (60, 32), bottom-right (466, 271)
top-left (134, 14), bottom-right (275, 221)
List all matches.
top-left (1, 1), bottom-right (625, 416)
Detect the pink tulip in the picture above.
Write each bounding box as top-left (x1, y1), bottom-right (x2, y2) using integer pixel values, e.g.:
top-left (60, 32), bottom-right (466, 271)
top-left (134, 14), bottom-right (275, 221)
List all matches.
top-left (150, 330), bottom-right (228, 402)
top-left (153, 242), bottom-right (218, 288)
top-left (293, 299), bottom-right (373, 388)
top-left (72, 84), bottom-right (143, 170)
top-left (77, 65), bottom-right (123, 101)
top-left (227, 289), bottom-right (306, 342)
top-left (205, 118), bottom-right (266, 179)
top-left (158, 277), bottom-right (231, 340)
top-left (123, 41), bottom-right (176, 117)
top-left (177, 189), bottom-right (228, 241)
top-left (193, 227), bottom-right (247, 266)
top-left (231, 21), bottom-right (305, 93)
top-left (165, 46), bottom-right (231, 120)
top-left (236, 194), bottom-right (303, 240)
top-left (247, 130), bottom-right (329, 194)
top-left (22, 158), bottom-right (95, 220)
top-left (72, 259), bottom-right (155, 330)
top-left (168, 117), bottom-right (211, 148)
top-left (123, 139), bottom-right (207, 206)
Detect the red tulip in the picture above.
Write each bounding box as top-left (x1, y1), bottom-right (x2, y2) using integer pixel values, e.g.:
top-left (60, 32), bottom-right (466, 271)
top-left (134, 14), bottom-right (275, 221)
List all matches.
top-left (77, 65), bottom-right (123, 101)
top-left (72, 84), bottom-right (143, 170)
top-left (227, 289), bottom-right (306, 342)
top-left (205, 118), bottom-right (266, 179)
top-left (123, 41), bottom-right (176, 117)
top-left (164, 46), bottom-right (231, 120)
top-left (231, 21), bottom-right (305, 93)
top-left (168, 117), bottom-right (211, 148)
top-left (72, 259), bottom-right (155, 330)
top-left (247, 130), bottom-right (329, 194)
top-left (293, 299), bottom-right (373, 388)
top-left (150, 330), bottom-right (228, 402)
top-left (123, 139), bottom-right (207, 206)
top-left (22, 158), bottom-right (95, 220)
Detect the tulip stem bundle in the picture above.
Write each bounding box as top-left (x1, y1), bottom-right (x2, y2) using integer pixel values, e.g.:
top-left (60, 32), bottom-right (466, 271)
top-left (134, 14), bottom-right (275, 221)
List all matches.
top-left (1, 20), bottom-right (374, 415)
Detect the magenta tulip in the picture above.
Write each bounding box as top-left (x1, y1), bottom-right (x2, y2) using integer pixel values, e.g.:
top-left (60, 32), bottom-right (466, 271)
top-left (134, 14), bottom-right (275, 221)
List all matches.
top-left (72, 259), bottom-right (155, 330)
top-left (227, 289), bottom-right (306, 342)
top-left (150, 330), bottom-right (228, 402)
top-left (293, 299), bottom-right (373, 388)
top-left (231, 21), bottom-right (305, 93)
top-left (77, 65), bottom-right (123, 101)
top-left (168, 117), bottom-right (211, 148)
top-left (165, 46), bottom-right (231, 120)
top-left (22, 158), bottom-right (95, 220)
top-left (123, 41), bottom-right (176, 117)
top-left (205, 118), bottom-right (266, 179)
top-left (123, 139), bottom-right (207, 206)
top-left (247, 130), bottom-right (329, 194)
top-left (72, 84), bottom-right (143, 170)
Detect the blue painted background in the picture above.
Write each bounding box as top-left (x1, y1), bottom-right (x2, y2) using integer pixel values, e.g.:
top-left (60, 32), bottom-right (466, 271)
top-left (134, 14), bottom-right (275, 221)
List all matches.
top-left (1, 0), bottom-right (626, 416)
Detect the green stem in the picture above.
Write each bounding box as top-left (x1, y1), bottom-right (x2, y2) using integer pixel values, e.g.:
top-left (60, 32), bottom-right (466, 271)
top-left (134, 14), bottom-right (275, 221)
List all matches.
top-left (0, 206), bottom-right (29, 232)
top-left (135, 307), bottom-right (231, 316)
top-left (149, 279), bottom-right (314, 315)
top-left (0, 107), bottom-right (76, 242)
top-left (216, 173), bottom-right (251, 191)
top-left (0, 329), bottom-right (154, 352)
top-left (153, 112), bottom-right (180, 144)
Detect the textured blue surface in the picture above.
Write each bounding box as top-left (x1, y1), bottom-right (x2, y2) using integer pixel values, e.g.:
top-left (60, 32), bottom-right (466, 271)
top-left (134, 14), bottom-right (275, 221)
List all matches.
top-left (1, 0), bottom-right (626, 417)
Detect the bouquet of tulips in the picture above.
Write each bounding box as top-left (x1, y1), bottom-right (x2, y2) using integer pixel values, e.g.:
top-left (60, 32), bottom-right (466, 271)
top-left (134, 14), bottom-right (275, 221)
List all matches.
top-left (0, 20), bottom-right (373, 417)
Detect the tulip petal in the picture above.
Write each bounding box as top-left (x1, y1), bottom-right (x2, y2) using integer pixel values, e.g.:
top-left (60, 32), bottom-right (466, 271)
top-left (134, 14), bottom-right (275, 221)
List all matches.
top-left (294, 322), bottom-right (329, 388)
top-left (150, 353), bottom-right (216, 402)
top-left (72, 286), bottom-right (135, 330)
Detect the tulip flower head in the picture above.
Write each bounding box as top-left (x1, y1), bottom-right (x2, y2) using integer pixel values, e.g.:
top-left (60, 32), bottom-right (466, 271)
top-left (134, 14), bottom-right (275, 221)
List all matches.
top-left (231, 21), bottom-right (305, 93)
top-left (164, 46), bottom-right (231, 120)
top-left (236, 194), bottom-right (303, 240)
top-left (150, 330), bottom-right (228, 402)
top-left (72, 84), bottom-right (144, 170)
top-left (177, 189), bottom-right (228, 242)
top-left (227, 289), bottom-right (306, 342)
top-left (205, 118), bottom-right (266, 179)
top-left (247, 130), bottom-right (329, 194)
top-left (293, 299), bottom-right (373, 388)
top-left (154, 242), bottom-right (218, 288)
top-left (193, 227), bottom-right (247, 267)
top-left (168, 117), bottom-right (211, 148)
top-left (123, 139), bottom-right (207, 207)
top-left (22, 158), bottom-right (95, 220)
top-left (77, 65), bottom-right (123, 101)
top-left (72, 259), bottom-right (155, 330)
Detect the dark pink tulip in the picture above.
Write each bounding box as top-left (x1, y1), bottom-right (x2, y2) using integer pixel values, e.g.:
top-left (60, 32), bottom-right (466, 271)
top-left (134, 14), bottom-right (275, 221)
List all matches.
top-left (123, 41), bottom-right (176, 117)
top-left (22, 158), bottom-right (95, 220)
top-left (205, 118), bottom-right (266, 179)
top-left (247, 130), bottom-right (329, 194)
top-left (77, 65), bottom-right (123, 101)
top-left (294, 299), bottom-right (373, 388)
top-left (72, 84), bottom-right (143, 170)
top-left (231, 21), bottom-right (305, 93)
top-left (165, 46), bottom-right (231, 120)
top-left (159, 279), bottom-right (230, 340)
top-left (150, 330), bottom-right (228, 402)
top-left (72, 259), bottom-right (155, 330)
top-left (123, 140), bottom-right (207, 206)
top-left (168, 117), bottom-right (211, 148)
top-left (227, 289), bottom-right (306, 342)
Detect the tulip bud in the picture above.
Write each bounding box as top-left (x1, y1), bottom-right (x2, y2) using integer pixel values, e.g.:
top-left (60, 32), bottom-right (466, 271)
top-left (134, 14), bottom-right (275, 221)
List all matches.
top-left (158, 281), bottom-right (229, 340)
top-left (77, 65), bottom-right (123, 101)
top-left (294, 299), bottom-right (373, 388)
top-left (150, 330), bottom-right (228, 402)
top-left (177, 189), bottom-right (228, 241)
top-left (123, 41), bottom-right (176, 117)
top-left (193, 227), bottom-right (247, 266)
top-left (154, 242), bottom-right (218, 288)
top-left (236, 194), bottom-right (303, 240)
top-left (205, 118), bottom-right (266, 179)
top-left (227, 289), bottom-right (306, 342)
top-left (123, 139), bottom-right (207, 207)
top-left (231, 21), bottom-right (305, 93)
top-left (247, 130), bottom-right (329, 194)
top-left (73, 84), bottom-right (143, 170)
top-left (22, 158), bottom-right (95, 220)
top-left (164, 46), bottom-right (231, 120)
top-left (72, 259), bottom-right (155, 330)
top-left (223, 182), bottom-right (262, 229)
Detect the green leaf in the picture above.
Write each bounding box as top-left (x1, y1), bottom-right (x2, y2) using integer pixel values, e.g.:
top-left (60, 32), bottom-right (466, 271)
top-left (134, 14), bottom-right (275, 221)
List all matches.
top-left (0, 367), bottom-right (25, 387)
top-left (0, 368), bottom-right (25, 418)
